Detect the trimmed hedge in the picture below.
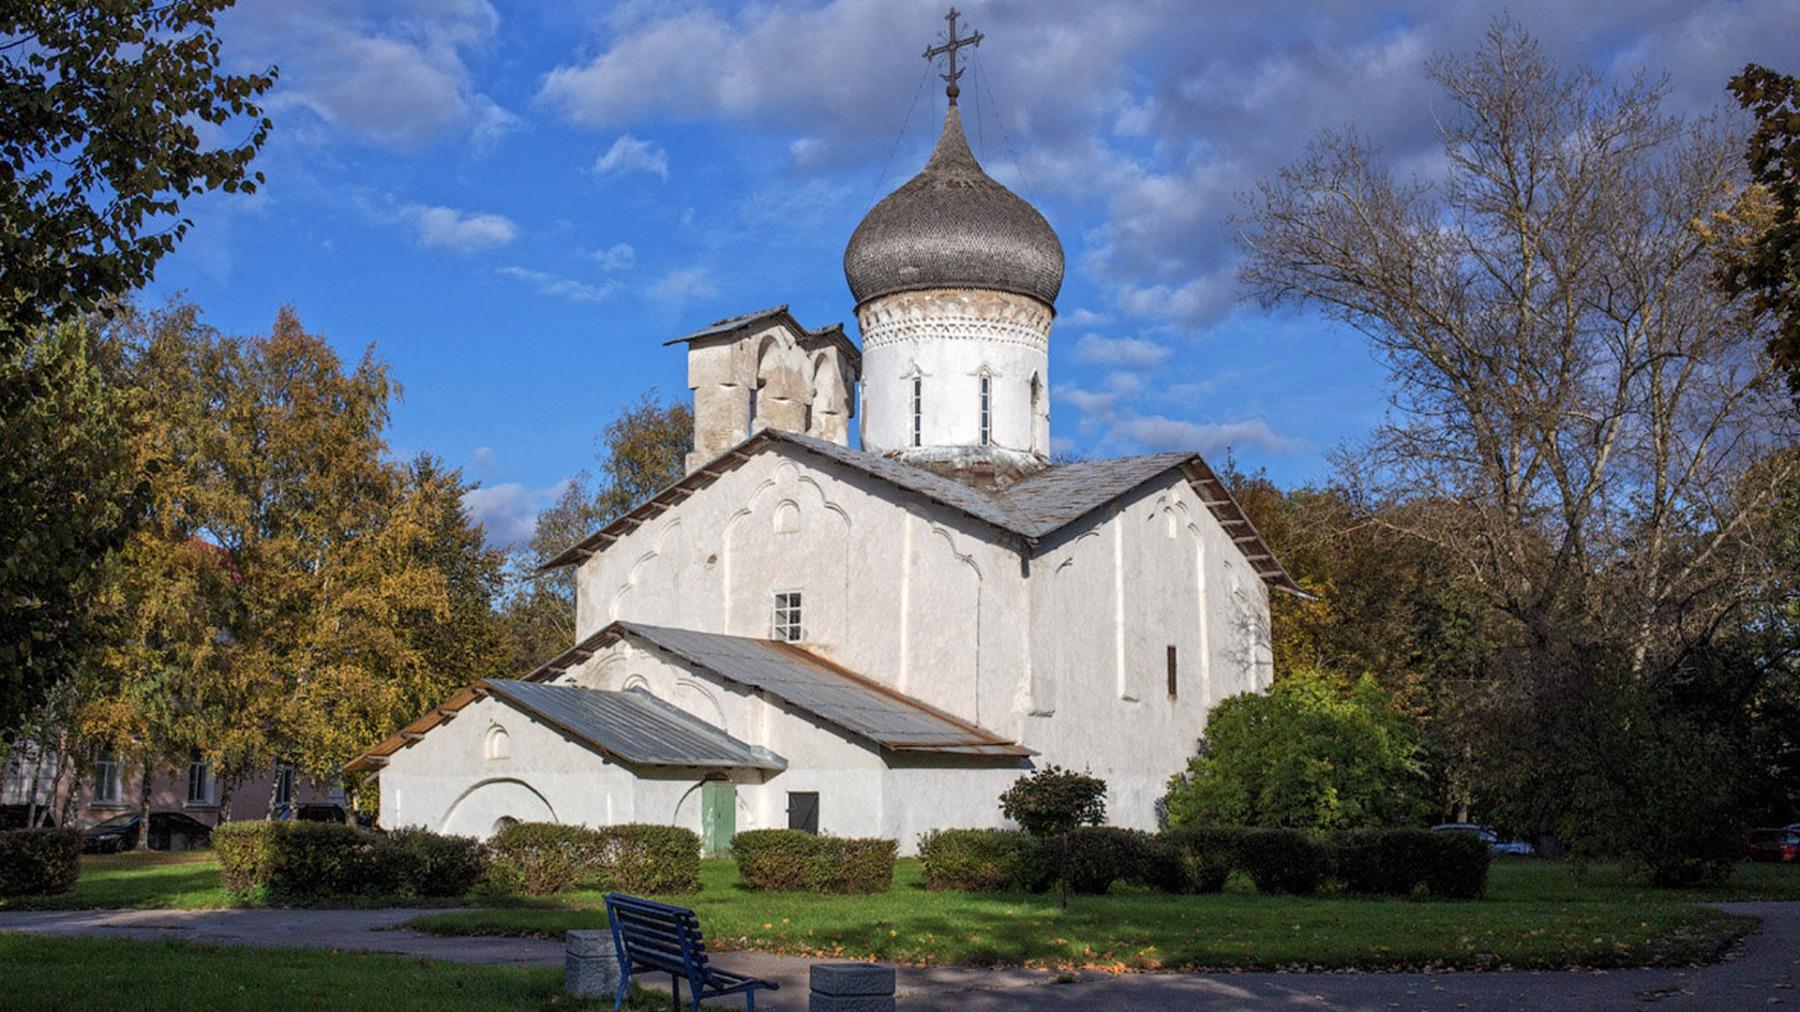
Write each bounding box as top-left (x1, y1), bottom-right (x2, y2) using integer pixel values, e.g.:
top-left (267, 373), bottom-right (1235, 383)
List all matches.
top-left (1418, 829), bottom-right (1491, 899)
top-left (1330, 828), bottom-right (1433, 896)
top-left (0, 827), bottom-right (82, 896)
top-left (1064, 827), bottom-right (1184, 894)
top-left (1161, 826), bottom-right (1247, 894)
top-left (1229, 828), bottom-right (1332, 895)
top-left (485, 822), bottom-right (700, 896)
top-left (214, 822), bottom-right (280, 893)
top-left (917, 829), bottom-right (1052, 893)
top-left (215, 821), bottom-right (488, 900)
top-left (731, 829), bottom-right (897, 894)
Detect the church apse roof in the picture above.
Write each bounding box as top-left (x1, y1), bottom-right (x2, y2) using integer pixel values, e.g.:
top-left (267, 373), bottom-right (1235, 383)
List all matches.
top-left (540, 428), bottom-right (1305, 596)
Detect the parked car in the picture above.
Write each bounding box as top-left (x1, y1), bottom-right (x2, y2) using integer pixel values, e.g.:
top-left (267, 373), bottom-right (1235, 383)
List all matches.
top-left (1430, 822), bottom-right (1537, 857)
top-left (1743, 828), bottom-right (1800, 864)
top-left (82, 812), bottom-right (214, 853)
top-left (0, 804), bottom-right (54, 830)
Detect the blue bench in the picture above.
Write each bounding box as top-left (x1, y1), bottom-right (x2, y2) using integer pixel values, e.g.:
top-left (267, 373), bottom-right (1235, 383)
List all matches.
top-left (604, 892), bottom-right (779, 1011)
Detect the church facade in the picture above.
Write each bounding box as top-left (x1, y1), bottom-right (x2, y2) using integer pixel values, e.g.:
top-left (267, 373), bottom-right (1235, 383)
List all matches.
top-left (349, 80), bottom-right (1297, 855)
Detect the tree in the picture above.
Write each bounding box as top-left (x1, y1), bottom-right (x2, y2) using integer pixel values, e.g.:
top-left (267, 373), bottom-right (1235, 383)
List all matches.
top-left (0, 1), bottom-right (275, 347)
top-left (0, 322), bottom-right (141, 740)
top-left (1720, 64), bottom-right (1800, 396)
top-left (1238, 20), bottom-right (1793, 682)
top-left (498, 392), bottom-right (691, 669)
top-left (999, 765), bottom-right (1106, 908)
top-left (1162, 671), bottom-right (1426, 833)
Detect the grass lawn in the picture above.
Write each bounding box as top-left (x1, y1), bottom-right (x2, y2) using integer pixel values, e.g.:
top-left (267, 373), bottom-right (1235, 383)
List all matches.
top-left (0, 934), bottom-right (674, 1011)
top-left (9, 850), bottom-right (1795, 972)
top-left (403, 858), bottom-right (1791, 972)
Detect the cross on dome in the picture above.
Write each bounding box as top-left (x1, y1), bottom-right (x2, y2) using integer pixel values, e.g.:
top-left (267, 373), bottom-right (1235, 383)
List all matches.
top-left (922, 7), bottom-right (983, 106)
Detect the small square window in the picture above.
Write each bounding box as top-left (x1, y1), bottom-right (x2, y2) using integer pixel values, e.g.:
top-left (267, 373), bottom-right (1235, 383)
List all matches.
top-left (1166, 645), bottom-right (1179, 698)
top-left (772, 590), bottom-right (803, 642)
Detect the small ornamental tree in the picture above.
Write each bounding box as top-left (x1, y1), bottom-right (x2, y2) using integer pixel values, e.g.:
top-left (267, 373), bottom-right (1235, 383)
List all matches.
top-left (999, 765), bottom-right (1107, 907)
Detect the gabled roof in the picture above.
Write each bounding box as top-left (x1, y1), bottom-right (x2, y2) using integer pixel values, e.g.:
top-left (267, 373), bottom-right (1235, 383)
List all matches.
top-left (662, 305), bottom-right (858, 364)
top-left (510, 621), bottom-right (1030, 757)
top-left (344, 678), bottom-right (785, 774)
top-left (539, 429), bottom-right (1304, 595)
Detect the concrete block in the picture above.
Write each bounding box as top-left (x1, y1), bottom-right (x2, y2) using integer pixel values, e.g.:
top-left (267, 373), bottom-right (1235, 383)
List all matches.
top-left (809, 996), bottom-right (897, 1012)
top-left (810, 962), bottom-right (896, 996)
top-left (564, 930), bottom-right (621, 999)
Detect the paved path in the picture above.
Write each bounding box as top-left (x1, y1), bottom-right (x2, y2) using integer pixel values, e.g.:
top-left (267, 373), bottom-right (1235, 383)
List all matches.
top-left (2, 902), bottom-right (1795, 1011)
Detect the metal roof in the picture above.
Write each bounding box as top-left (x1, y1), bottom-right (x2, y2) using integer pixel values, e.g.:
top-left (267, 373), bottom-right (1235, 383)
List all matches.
top-left (484, 680), bottom-right (785, 770)
top-left (539, 428), bottom-right (1305, 596)
top-left (661, 305), bottom-right (858, 363)
top-left (844, 106), bottom-right (1064, 308)
top-left (609, 622), bottom-right (1032, 756)
top-left (344, 678), bottom-right (785, 774)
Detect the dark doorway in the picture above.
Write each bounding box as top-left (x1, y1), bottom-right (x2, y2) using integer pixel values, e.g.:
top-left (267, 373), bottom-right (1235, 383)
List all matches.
top-left (786, 791), bottom-right (819, 834)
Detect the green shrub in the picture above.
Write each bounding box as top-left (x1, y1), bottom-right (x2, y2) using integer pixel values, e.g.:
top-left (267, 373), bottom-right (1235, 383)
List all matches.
top-left (1160, 826), bottom-right (1248, 894)
top-left (1330, 828), bottom-right (1434, 896)
top-left (1060, 827), bottom-right (1178, 894)
top-left (1237, 828), bottom-right (1328, 895)
top-left (1419, 830), bottom-right (1491, 899)
top-left (0, 828), bottom-right (81, 896)
top-left (487, 823), bottom-right (604, 895)
top-left (917, 829), bottom-right (1051, 892)
top-left (214, 822), bottom-right (280, 894)
top-left (600, 824), bottom-right (700, 894)
top-left (730, 829), bottom-right (896, 893)
top-left (387, 829), bottom-right (489, 897)
top-left (268, 822), bottom-right (396, 898)
top-left (1163, 671), bottom-right (1427, 833)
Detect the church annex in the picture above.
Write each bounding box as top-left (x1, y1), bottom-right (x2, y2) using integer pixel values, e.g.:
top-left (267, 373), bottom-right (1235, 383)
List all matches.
top-left (348, 15), bottom-right (1298, 854)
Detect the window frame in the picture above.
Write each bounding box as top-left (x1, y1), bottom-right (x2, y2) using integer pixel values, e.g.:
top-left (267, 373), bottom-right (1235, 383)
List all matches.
top-left (771, 589), bottom-right (804, 642)
top-left (185, 751), bottom-right (215, 807)
top-left (910, 375), bottom-right (923, 447)
top-left (273, 761), bottom-right (296, 807)
top-left (978, 371), bottom-right (992, 446)
top-left (92, 747), bottom-right (123, 806)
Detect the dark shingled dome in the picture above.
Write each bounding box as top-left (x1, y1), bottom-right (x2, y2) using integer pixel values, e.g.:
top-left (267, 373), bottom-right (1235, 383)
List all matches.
top-left (844, 106), bottom-right (1064, 308)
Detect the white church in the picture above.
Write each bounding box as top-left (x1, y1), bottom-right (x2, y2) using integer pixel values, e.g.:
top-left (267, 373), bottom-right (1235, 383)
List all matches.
top-left (349, 25), bottom-right (1297, 854)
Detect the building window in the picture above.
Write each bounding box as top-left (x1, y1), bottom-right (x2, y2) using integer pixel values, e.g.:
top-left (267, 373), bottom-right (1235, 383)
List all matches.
top-left (92, 747), bottom-right (122, 805)
top-left (772, 590), bottom-right (803, 642)
top-left (273, 761), bottom-right (296, 807)
top-left (185, 751), bottom-right (215, 806)
top-left (485, 726), bottom-right (511, 761)
top-left (1167, 645), bottom-right (1179, 698)
top-left (910, 375), bottom-right (922, 447)
top-left (978, 372), bottom-right (991, 446)
top-left (787, 791), bottom-right (820, 834)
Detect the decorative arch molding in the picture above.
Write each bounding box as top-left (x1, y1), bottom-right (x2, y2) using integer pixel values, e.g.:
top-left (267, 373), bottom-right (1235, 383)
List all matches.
top-left (620, 673), bottom-right (651, 693)
top-left (610, 518), bottom-right (687, 621)
top-left (674, 677), bottom-right (727, 732)
top-left (438, 776), bottom-right (558, 838)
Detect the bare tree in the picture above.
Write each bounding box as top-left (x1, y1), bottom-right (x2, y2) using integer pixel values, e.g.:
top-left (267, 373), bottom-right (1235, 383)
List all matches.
top-left (1238, 19), bottom-right (1794, 677)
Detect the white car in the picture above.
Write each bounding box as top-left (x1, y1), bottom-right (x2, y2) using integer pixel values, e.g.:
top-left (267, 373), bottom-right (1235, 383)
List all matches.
top-left (1430, 822), bottom-right (1537, 857)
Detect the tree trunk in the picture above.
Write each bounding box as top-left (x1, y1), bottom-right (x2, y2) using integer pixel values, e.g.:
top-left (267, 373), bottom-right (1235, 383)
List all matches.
top-left (217, 778), bottom-right (234, 824)
top-left (265, 765), bottom-right (282, 820)
top-left (135, 757), bottom-right (153, 850)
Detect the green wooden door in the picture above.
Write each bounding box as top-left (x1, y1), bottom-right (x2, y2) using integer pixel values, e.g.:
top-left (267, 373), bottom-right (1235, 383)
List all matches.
top-left (700, 780), bottom-right (736, 857)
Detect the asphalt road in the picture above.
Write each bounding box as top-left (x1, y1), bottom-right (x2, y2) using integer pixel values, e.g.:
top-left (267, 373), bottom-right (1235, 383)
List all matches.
top-left (1, 901), bottom-right (1793, 1010)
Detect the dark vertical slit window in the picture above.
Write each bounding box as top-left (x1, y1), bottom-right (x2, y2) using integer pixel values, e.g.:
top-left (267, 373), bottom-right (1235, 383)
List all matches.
top-left (787, 791), bottom-right (820, 834)
top-left (978, 373), bottom-right (991, 446)
top-left (1166, 645), bottom-right (1178, 698)
top-left (911, 376), bottom-right (923, 447)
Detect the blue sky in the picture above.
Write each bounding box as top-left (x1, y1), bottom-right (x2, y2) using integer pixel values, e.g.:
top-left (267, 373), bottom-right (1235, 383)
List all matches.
top-left (143, 0), bottom-right (1798, 547)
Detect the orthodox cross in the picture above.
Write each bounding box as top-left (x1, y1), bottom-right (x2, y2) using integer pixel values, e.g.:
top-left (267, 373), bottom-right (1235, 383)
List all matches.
top-left (922, 7), bottom-right (983, 106)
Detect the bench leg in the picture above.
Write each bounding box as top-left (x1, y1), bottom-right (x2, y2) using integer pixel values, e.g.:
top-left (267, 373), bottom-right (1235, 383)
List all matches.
top-left (745, 989), bottom-right (756, 1011)
top-left (670, 973), bottom-right (680, 1012)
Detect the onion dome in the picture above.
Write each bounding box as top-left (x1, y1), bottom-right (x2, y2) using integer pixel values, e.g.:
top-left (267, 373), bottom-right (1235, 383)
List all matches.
top-left (844, 106), bottom-right (1064, 309)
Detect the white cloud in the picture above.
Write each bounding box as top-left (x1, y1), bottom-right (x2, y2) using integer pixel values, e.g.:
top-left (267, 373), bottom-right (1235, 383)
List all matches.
top-left (403, 204), bottom-right (517, 253)
top-left (496, 266), bottom-right (616, 303)
top-left (1110, 415), bottom-right (1308, 456)
top-left (591, 243), bottom-right (636, 270)
top-left (226, 0), bottom-right (513, 151)
top-left (468, 446), bottom-right (498, 473)
top-left (649, 266), bottom-right (717, 305)
top-left (593, 134), bottom-right (669, 180)
top-left (1061, 308), bottom-right (1110, 328)
top-left (462, 477), bottom-right (571, 549)
top-left (1074, 334), bottom-right (1170, 368)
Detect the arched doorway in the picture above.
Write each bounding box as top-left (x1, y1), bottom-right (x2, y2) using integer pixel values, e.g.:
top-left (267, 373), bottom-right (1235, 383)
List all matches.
top-left (438, 778), bottom-right (556, 839)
